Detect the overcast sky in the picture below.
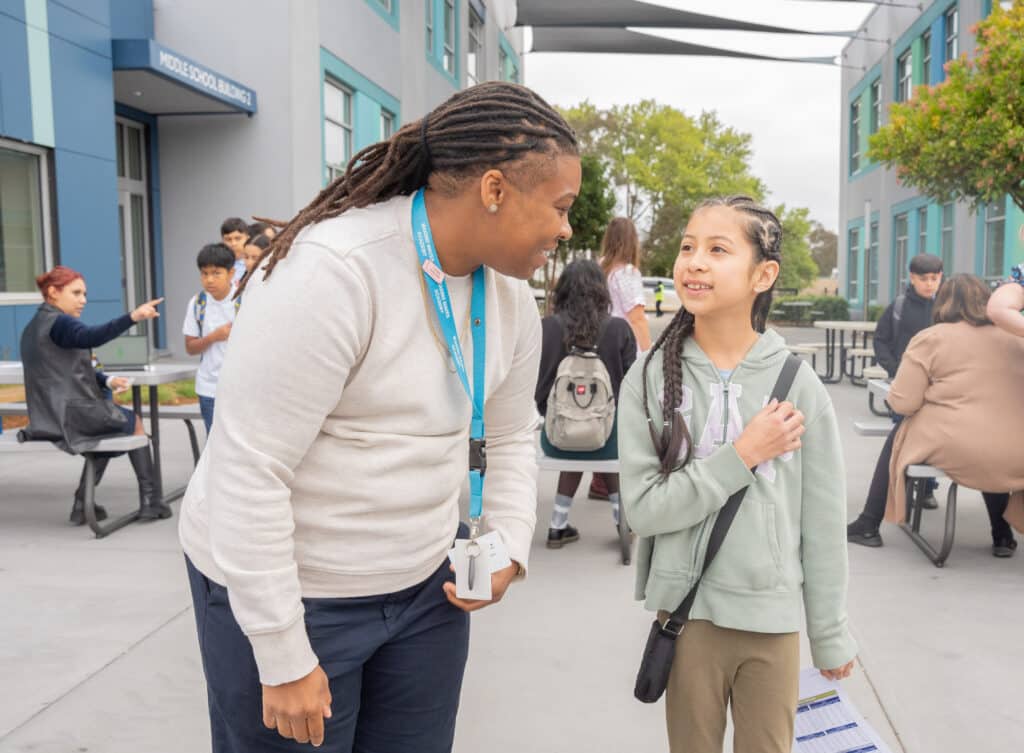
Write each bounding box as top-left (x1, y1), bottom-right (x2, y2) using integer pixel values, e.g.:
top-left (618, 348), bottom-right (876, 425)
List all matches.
top-left (524, 0), bottom-right (877, 232)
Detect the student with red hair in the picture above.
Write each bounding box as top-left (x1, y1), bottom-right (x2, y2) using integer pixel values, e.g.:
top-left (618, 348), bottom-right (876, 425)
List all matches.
top-left (19, 266), bottom-right (167, 524)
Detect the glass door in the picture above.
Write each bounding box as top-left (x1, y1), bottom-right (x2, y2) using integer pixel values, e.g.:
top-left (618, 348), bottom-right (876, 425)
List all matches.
top-left (115, 119), bottom-right (152, 340)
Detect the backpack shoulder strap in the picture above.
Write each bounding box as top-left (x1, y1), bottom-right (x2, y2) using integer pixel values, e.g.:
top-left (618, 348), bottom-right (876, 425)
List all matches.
top-left (892, 293), bottom-right (906, 338)
top-left (662, 353), bottom-right (802, 633)
top-left (194, 291), bottom-right (207, 331)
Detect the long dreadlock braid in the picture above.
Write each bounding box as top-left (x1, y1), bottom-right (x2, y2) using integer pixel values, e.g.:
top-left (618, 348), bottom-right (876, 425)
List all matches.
top-left (238, 82), bottom-right (577, 293)
top-left (641, 195), bottom-right (784, 476)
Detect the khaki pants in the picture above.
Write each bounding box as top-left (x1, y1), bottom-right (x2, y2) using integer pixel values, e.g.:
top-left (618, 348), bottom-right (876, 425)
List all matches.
top-left (661, 618), bottom-right (800, 753)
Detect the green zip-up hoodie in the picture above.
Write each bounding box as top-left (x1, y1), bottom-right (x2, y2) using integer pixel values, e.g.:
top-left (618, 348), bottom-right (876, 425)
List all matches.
top-left (619, 329), bottom-right (857, 670)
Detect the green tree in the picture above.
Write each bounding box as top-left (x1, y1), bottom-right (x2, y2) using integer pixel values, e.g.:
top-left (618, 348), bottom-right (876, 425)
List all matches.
top-left (561, 101), bottom-right (764, 275)
top-left (776, 205), bottom-right (818, 293)
top-left (808, 221), bottom-right (838, 277)
top-left (869, 2), bottom-right (1024, 212)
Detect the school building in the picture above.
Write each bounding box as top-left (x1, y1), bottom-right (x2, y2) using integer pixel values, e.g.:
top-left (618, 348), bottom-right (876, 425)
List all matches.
top-left (839, 0), bottom-right (1023, 319)
top-left (0, 0), bottom-right (523, 358)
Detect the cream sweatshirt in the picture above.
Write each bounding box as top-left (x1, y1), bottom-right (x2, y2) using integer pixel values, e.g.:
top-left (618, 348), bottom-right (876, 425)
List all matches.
top-left (178, 194), bottom-right (540, 686)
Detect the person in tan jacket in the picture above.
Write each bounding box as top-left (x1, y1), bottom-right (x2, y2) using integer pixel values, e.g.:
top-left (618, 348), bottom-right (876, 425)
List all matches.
top-left (883, 275), bottom-right (1024, 557)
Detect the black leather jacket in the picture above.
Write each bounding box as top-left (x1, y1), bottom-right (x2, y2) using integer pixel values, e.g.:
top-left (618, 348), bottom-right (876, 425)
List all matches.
top-left (19, 304), bottom-right (127, 453)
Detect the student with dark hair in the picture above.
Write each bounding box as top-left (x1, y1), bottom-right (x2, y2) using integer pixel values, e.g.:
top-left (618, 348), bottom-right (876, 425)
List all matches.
top-left (535, 259), bottom-right (636, 547)
top-left (873, 253), bottom-right (943, 378)
top-left (182, 243), bottom-right (238, 433)
top-left (618, 196), bottom-right (855, 753)
top-left (179, 81), bottom-right (581, 751)
top-left (220, 217), bottom-right (250, 282)
top-left (20, 266), bottom-right (168, 523)
top-left (241, 233), bottom-right (271, 276)
top-left (247, 220), bottom-right (277, 240)
top-left (879, 275), bottom-right (1024, 557)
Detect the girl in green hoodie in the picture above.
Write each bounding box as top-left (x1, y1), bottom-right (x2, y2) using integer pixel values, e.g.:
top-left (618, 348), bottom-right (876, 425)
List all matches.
top-left (619, 196), bottom-right (857, 753)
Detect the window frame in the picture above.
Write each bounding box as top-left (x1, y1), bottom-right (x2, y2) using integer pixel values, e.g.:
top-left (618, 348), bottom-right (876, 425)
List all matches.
top-left (426, 0), bottom-right (434, 54)
top-left (868, 220), bottom-right (880, 305)
top-left (941, 202), bottom-right (954, 272)
top-left (983, 200), bottom-right (1006, 280)
top-left (442, 0), bottom-right (456, 75)
top-left (869, 79), bottom-right (882, 134)
top-left (897, 50), bottom-right (913, 101)
top-left (944, 5), bottom-right (959, 62)
top-left (323, 77), bottom-right (354, 183)
top-left (381, 109), bottom-right (395, 140)
top-left (467, 5), bottom-right (485, 86)
top-left (847, 227), bottom-right (861, 301)
top-left (893, 212), bottom-right (910, 293)
top-left (921, 29), bottom-right (932, 85)
top-left (0, 137), bottom-right (53, 304)
top-left (849, 99), bottom-right (861, 174)
top-left (916, 206), bottom-right (929, 255)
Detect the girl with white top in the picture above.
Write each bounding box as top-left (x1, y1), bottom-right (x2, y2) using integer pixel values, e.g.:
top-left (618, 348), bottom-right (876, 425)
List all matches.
top-left (178, 82), bottom-right (581, 752)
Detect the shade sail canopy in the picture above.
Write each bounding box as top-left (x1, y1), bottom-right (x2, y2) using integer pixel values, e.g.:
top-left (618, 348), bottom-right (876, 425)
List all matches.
top-left (517, 0), bottom-right (853, 35)
top-left (530, 27), bottom-right (838, 65)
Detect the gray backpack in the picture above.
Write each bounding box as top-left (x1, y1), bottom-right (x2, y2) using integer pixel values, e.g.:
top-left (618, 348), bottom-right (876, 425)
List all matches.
top-left (545, 344), bottom-right (616, 452)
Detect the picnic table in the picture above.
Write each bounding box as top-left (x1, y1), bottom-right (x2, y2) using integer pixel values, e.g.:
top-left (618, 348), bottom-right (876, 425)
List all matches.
top-left (0, 361), bottom-right (197, 506)
top-left (811, 320), bottom-right (877, 384)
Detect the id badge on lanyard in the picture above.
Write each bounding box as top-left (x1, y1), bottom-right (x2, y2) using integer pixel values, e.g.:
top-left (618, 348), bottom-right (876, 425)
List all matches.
top-left (412, 189), bottom-right (489, 591)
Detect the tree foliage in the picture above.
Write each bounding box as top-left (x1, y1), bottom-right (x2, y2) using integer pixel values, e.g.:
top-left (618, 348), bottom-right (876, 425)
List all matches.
top-left (808, 221), bottom-right (838, 277)
top-left (776, 205), bottom-right (819, 292)
top-left (869, 2), bottom-right (1024, 212)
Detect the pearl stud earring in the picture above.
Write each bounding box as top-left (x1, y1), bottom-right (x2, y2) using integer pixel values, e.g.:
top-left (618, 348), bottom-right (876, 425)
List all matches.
top-left (488, 204), bottom-right (499, 214)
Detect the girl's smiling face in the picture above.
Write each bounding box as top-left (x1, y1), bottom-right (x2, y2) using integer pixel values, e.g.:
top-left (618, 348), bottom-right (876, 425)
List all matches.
top-left (673, 205), bottom-right (779, 320)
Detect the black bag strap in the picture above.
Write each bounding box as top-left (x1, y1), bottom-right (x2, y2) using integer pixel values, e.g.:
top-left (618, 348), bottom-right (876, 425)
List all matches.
top-left (661, 353), bottom-right (802, 635)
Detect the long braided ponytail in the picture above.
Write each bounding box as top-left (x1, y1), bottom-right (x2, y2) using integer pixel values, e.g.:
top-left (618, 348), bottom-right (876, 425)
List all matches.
top-left (238, 82), bottom-right (577, 293)
top-left (641, 195), bottom-right (783, 476)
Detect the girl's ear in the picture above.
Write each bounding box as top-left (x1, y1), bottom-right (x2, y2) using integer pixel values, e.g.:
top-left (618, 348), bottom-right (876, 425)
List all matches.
top-left (753, 259), bottom-right (780, 293)
top-left (478, 169), bottom-right (508, 213)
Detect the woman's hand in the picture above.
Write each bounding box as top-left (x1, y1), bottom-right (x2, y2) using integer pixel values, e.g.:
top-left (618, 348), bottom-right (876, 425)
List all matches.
top-left (443, 562), bottom-right (519, 612)
top-left (732, 399), bottom-right (805, 468)
top-left (820, 660), bottom-right (855, 681)
top-left (108, 376), bottom-right (132, 394)
top-left (262, 665), bottom-right (333, 747)
top-left (130, 297), bottom-right (164, 322)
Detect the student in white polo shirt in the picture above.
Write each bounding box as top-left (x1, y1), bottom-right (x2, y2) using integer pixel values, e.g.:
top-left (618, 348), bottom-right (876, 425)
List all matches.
top-left (182, 242), bottom-right (239, 433)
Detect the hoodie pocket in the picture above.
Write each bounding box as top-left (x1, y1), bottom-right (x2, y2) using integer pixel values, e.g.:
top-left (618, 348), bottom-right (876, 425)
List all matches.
top-left (650, 518), bottom-right (710, 585)
top-left (705, 500), bottom-right (783, 591)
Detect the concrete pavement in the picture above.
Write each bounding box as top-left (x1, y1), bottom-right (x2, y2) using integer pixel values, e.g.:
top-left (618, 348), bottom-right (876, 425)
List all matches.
top-left (1, 323), bottom-right (1021, 752)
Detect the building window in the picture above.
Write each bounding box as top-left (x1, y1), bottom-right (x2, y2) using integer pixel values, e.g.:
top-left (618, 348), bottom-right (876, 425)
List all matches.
top-left (426, 0), bottom-right (434, 53)
top-left (917, 206), bottom-right (928, 254)
top-left (324, 78), bottom-right (353, 182)
top-left (375, 0), bottom-right (392, 10)
top-left (921, 30), bottom-right (932, 85)
top-left (941, 202), bottom-right (954, 272)
top-left (848, 227), bottom-right (860, 301)
top-left (869, 80), bottom-right (881, 134)
top-left (984, 201), bottom-right (1006, 281)
top-left (849, 100), bottom-right (861, 174)
top-left (945, 5), bottom-right (959, 61)
top-left (897, 50), bottom-right (913, 101)
top-left (467, 6), bottom-right (484, 86)
top-left (868, 221), bottom-right (880, 304)
top-left (381, 110), bottom-right (395, 140)
top-left (443, 0), bottom-right (455, 75)
top-left (0, 141), bottom-right (50, 297)
top-left (894, 212), bottom-right (910, 292)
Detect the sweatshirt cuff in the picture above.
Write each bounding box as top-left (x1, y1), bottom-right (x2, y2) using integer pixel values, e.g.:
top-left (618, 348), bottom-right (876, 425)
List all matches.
top-left (810, 632), bottom-right (858, 671)
top-left (247, 613), bottom-right (319, 687)
top-left (713, 443), bottom-right (757, 493)
top-left (488, 516), bottom-right (535, 575)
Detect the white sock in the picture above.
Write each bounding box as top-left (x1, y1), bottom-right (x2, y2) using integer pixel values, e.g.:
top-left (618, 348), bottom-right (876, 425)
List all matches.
top-left (609, 492), bottom-right (621, 525)
top-left (551, 493), bottom-right (573, 530)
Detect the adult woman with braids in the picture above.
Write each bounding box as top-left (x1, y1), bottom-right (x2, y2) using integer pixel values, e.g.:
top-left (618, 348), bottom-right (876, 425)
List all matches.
top-left (618, 196), bottom-right (856, 753)
top-left (178, 82), bottom-right (581, 752)
top-left (534, 259), bottom-right (636, 548)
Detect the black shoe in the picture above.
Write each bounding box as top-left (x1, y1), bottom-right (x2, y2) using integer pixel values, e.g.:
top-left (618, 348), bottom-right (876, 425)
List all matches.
top-left (847, 517), bottom-right (883, 548)
top-left (547, 525), bottom-right (580, 549)
top-left (919, 493), bottom-right (939, 510)
top-left (129, 447), bottom-right (173, 520)
top-left (70, 456), bottom-right (111, 525)
top-left (993, 537), bottom-right (1017, 558)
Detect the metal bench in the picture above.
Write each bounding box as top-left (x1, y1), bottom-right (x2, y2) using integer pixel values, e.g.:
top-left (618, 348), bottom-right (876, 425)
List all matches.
top-left (0, 401), bottom-right (202, 465)
top-left (536, 451), bottom-right (631, 565)
top-left (788, 344), bottom-right (825, 373)
top-left (0, 432), bottom-right (150, 538)
top-left (853, 420), bottom-right (892, 437)
top-left (845, 347), bottom-right (876, 386)
top-left (864, 370), bottom-right (891, 417)
top-left (902, 464), bottom-right (957, 567)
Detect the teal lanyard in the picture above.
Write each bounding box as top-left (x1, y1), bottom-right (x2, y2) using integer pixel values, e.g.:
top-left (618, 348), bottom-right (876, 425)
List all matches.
top-left (412, 188), bottom-right (487, 532)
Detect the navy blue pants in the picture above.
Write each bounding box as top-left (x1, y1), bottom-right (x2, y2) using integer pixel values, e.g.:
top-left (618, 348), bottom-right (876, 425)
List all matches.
top-left (186, 553), bottom-right (470, 753)
top-left (198, 395), bottom-right (215, 434)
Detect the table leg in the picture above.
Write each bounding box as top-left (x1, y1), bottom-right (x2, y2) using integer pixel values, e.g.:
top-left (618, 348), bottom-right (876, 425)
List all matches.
top-left (817, 329), bottom-right (840, 384)
top-left (150, 389), bottom-right (189, 504)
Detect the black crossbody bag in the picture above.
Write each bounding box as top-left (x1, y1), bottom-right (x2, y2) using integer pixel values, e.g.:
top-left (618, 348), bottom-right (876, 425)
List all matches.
top-left (633, 354), bottom-right (801, 704)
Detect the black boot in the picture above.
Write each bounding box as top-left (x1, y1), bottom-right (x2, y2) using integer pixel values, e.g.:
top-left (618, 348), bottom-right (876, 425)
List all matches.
top-left (69, 456), bottom-right (111, 526)
top-left (129, 446), bottom-right (172, 520)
